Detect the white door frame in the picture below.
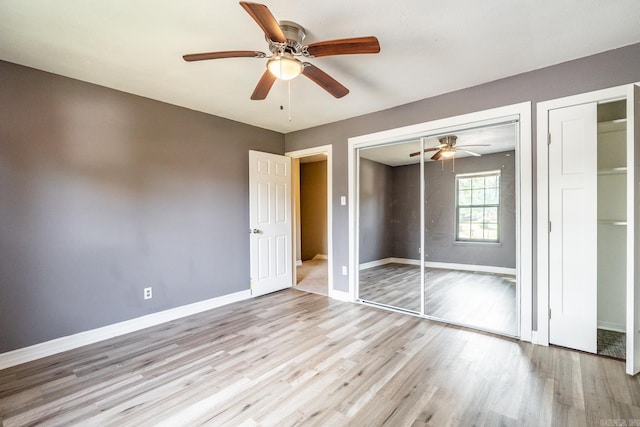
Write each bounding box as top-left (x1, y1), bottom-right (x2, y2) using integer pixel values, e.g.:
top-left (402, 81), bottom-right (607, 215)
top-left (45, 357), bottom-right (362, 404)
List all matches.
top-left (536, 84), bottom-right (631, 347)
top-left (285, 145), bottom-right (334, 297)
top-left (347, 102), bottom-right (533, 341)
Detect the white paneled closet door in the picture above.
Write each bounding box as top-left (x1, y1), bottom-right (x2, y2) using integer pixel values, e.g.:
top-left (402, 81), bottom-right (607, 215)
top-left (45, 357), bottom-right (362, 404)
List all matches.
top-left (548, 103), bottom-right (598, 354)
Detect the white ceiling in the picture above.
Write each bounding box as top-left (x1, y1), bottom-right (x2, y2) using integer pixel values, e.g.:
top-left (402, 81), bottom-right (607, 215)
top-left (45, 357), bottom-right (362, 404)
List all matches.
top-left (1, 1), bottom-right (639, 133)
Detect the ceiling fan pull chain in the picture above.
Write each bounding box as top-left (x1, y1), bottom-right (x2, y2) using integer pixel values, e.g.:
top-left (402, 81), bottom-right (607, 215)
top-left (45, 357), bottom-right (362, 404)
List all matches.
top-left (288, 80), bottom-right (292, 122)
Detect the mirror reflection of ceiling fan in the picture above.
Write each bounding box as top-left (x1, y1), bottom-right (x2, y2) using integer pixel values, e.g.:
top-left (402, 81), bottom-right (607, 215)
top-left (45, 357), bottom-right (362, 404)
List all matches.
top-left (409, 135), bottom-right (489, 160)
top-left (182, 1), bottom-right (381, 100)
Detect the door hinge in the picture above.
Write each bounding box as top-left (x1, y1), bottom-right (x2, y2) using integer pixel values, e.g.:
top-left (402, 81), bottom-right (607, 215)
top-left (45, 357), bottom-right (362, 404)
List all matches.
top-left (547, 133), bottom-right (551, 145)
top-left (549, 221), bottom-right (552, 233)
top-left (549, 308), bottom-right (552, 319)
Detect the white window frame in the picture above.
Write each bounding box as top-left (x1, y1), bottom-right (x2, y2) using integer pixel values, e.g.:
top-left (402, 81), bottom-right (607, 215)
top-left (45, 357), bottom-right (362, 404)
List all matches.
top-left (455, 170), bottom-right (502, 243)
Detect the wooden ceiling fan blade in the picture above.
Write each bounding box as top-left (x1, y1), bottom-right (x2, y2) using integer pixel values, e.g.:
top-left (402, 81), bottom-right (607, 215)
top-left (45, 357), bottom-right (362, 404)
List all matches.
top-left (251, 70), bottom-right (277, 100)
top-left (305, 36), bottom-right (380, 58)
top-left (183, 50), bottom-right (265, 62)
top-left (302, 63), bottom-right (349, 98)
top-left (240, 1), bottom-right (286, 43)
top-left (409, 148), bottom-right (439, 157)
top-left (431, 150), bottom-right (443, 161)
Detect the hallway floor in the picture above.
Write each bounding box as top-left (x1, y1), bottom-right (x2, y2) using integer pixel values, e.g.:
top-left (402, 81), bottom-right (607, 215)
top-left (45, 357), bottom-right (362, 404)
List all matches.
top-left (296, 259), bottom-right (328, 296)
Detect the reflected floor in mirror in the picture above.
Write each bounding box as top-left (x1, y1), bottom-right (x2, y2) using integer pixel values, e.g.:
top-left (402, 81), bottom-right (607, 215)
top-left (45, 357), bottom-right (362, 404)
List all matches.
top-left (359, 263), bottom-right (517, 336)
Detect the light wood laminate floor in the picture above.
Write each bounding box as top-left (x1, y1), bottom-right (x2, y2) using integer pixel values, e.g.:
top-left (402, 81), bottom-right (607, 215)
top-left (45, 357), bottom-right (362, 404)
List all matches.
top-left (2, 290), bottom-right (640, 426)
top-left (359, 263), bottom-right (517, 335)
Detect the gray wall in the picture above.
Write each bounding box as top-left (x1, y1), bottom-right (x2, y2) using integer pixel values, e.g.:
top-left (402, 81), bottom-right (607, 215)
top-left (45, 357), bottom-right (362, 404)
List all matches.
top-left (358, 158), bottom-right (393, 263)
top-left (0, 61), bottom-right (284, 352)
top-left (389, 162), bottom-right (421, 260)
top-left (285, 42), bottom-right (640, 307)
top-left (300, 160), bottom-right (327, 260)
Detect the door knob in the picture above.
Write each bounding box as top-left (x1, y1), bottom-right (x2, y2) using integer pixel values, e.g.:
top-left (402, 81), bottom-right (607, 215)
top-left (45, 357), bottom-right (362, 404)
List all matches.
top-left (250, 228), bottom-right (262, 234)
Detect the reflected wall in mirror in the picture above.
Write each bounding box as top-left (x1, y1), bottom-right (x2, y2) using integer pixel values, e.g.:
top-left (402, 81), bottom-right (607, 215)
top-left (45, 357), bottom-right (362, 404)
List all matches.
top-left (422, 146), bottom-right (517, 336)
top-left (358, 140), bottom-right (422, 313)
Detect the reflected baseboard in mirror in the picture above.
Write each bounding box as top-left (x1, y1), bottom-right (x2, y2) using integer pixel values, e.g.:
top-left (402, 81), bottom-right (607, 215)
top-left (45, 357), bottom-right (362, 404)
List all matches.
top-left (358, 263), bottom-right (517, 336)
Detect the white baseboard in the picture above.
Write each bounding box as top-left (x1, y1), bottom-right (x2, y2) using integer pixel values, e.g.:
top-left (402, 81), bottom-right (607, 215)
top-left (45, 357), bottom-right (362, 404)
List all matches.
top-left (423, 261), bottom-right (516, 276)
top-left (329, 289), bottom-right (353, 302)
top-left (296, 260), bottom-right (303, 266)
top-left (312, 254), bottom-right (328, 260)
top-left (359, 257), bottom-right (516, 276)
top-left (598, 321), bottom-right (626, 333)
top-left (520, 328), bottom-right (532, 343)
top-left (359, 258), bottom-right (396, 270)
top-left (531, 331), bottom-right (539, 345)
top-left (0, 290), bottom-right (252, 370)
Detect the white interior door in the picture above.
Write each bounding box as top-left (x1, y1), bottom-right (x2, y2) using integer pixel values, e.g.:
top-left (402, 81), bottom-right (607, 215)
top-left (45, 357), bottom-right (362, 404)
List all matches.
top-left (548, 103), bottom-right (598, 353)
top-left (627, 85), bottom-right (640, 374)
top-left (249, 150), bottom-right (292, 297)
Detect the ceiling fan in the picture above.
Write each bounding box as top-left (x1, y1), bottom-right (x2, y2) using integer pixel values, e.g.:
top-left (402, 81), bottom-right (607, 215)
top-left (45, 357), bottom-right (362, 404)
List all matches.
top-left (409, 135), bottom-right (489, 160)
top-left (183, 1), bottom-right (381, 100)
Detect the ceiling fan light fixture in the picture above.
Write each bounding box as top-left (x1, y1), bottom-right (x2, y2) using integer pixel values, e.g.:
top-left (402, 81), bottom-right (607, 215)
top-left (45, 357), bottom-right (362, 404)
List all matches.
top-left (440, 148), bottom-right (456, 158)
top-left (267, 54), bottom-right (302, 80)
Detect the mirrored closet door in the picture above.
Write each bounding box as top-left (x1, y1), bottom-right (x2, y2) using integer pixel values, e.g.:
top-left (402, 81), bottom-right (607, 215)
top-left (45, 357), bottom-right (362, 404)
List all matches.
top-left (421, 124), bottom-right (518, 336)
top-left (357, 140), bottom-right (422, 313)
top-left (356, 120), bottom-right (520, 337)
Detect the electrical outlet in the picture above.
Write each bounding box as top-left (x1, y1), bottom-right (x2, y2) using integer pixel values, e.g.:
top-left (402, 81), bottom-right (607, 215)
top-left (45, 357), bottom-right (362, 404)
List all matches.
top-left (342, 266), bottom-right (348, 275)
top-left (143, 287), bottom-right (152, 300)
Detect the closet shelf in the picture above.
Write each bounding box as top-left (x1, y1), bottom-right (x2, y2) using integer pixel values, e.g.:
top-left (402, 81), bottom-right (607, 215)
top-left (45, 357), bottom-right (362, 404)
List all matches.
top-left (598, 166), bottom-right (627, 175)
top-left (598, 119), bottom-right (627, 133)
top-left (598, 220), bottom-right (627, 226)
top-left (598, 167), bottom-right (627, 175)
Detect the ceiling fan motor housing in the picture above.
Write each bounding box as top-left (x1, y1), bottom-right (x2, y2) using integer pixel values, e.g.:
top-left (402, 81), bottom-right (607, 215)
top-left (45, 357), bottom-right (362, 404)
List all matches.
top-left (268, 20), bottom-right (306, 54)
top-left (439, 135), bottom-right (458, 147)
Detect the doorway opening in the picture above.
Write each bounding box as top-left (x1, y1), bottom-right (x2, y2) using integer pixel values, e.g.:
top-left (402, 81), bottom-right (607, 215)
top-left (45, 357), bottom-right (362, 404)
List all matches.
top-left (287, 145), bottom-right (333, 297)
top-left (597, 99), bottom-right (627, 360)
